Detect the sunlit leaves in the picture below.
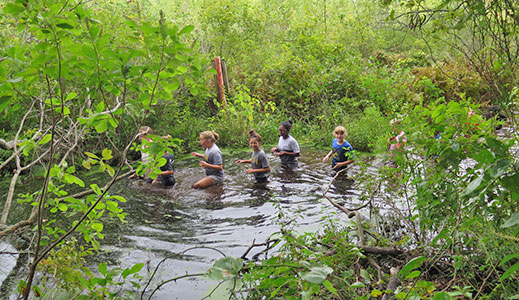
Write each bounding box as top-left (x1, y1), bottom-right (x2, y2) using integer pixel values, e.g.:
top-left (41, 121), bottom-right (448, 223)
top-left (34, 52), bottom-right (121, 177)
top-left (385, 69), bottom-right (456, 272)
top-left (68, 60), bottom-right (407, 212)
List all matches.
top-left (3, 3), bottom-right (25, 16)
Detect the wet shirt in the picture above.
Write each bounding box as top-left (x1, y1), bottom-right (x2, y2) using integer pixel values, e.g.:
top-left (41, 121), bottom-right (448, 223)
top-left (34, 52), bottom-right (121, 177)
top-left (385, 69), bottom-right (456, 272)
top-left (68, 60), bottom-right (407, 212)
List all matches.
top-left (204, 144), bottom-right (224, 177)
top-left (251, 149), bottom-right (269, 180)
top-left (331, 139), bottom-right (354, 168)
top-left (159, 153), bottom-right (175, 186)
top-left (277, 135), bottom-right (300, 164)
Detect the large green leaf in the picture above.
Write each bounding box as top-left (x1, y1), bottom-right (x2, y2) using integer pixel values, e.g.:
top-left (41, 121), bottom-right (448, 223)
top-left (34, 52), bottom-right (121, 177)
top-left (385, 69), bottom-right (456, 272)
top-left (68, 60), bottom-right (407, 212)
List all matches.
top-left (502, 212), bottom-right (519, 228)
top-left (179, 25), bottom-right (195, 35)
top-left (298, 263), bottom-right (333, 284)
top-left (207, 257), bottom-right (243, 281)
top-left (491, 159), bottom-right (511, 178)
top-left (463, 175), bottom-right (483, 196)
top-left (400, 256), bottom-right (426, 279)
top-left (502, 174), bottom-right (519, 194)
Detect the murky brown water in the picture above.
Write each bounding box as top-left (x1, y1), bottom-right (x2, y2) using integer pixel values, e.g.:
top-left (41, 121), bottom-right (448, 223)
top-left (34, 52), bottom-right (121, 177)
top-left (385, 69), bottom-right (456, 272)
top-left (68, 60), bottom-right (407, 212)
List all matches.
top-left (104, 148), bottom-right (369, 299)
top-left (1, 147), bottom-right (384, 299)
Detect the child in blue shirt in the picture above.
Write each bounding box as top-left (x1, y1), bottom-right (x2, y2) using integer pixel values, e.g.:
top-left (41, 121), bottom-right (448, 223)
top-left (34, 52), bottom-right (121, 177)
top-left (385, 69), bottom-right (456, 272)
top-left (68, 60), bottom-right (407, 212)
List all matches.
top-left (236, 130), bottom-right (271, 183)
top-left (322, 126), bottom-right (354, 170)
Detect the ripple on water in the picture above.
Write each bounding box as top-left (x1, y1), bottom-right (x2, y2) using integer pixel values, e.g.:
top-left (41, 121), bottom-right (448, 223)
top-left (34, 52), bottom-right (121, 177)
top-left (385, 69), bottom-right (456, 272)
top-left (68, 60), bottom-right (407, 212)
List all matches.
top-left (100, 148), bottom-right (365, 299)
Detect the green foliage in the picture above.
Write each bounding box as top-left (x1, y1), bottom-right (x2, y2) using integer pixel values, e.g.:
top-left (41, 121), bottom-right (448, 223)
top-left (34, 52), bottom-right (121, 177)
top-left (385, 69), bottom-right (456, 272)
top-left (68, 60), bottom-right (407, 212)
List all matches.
top-left (36, 238), bottom-right (144, 299)
top-left (208, 88), bottom-right (279, 148)
top-left (0, 0), bottom-right (204, 298)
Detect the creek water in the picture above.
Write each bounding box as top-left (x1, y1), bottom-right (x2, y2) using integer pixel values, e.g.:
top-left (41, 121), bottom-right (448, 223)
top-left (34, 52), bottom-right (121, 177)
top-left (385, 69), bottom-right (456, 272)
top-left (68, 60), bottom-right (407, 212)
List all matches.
top-left (0, 148), bottom-right (384, 300)
top-left (102, 148), bottom-right (372, 299)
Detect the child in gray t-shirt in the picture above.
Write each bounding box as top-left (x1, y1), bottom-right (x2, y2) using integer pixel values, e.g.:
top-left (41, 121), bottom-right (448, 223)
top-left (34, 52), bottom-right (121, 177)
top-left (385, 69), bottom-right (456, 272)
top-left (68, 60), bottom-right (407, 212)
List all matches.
top-left (191, 131), bottom-right (224, 188)
top-left (236, 130), bottom-right (270, 183)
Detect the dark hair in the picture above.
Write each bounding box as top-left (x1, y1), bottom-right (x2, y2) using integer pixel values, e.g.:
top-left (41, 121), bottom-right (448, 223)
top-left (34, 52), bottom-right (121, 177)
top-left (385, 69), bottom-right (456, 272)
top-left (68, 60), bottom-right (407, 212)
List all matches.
top-left (280, 120), bottom-right (293, 131)
top-left (248, 129), bottom-right (262, 143)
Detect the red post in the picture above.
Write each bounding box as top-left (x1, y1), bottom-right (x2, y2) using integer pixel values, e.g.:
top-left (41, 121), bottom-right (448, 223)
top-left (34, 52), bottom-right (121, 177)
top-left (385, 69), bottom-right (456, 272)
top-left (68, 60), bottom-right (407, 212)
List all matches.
top-left (214, 56), bottom-right (227, 108)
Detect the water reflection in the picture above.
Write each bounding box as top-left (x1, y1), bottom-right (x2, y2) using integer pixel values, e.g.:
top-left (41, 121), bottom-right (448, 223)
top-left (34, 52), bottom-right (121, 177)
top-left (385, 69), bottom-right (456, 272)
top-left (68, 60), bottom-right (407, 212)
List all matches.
top-left (103, 148), bottom-right (361, 299)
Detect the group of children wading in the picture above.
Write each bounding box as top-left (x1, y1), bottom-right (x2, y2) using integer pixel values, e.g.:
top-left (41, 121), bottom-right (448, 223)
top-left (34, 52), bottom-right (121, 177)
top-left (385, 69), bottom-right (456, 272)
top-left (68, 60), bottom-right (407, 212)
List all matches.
top-left (131, 119), bottom-right (408, 189)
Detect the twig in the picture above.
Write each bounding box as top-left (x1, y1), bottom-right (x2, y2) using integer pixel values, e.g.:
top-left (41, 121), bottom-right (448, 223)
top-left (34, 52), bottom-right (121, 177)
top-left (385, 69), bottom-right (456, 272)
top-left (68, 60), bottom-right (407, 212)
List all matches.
top-left (181, 246), bottom-right (227, 258)
top-left (200, 280), bottom-right (227, 300)
top-left (146, 273), bottom-right (206, 300)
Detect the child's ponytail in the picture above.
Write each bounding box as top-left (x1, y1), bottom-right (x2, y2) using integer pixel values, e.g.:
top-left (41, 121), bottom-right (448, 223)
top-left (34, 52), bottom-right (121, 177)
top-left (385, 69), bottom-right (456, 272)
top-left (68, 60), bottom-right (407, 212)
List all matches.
top-left (248, 129), bottom-right (262, 143)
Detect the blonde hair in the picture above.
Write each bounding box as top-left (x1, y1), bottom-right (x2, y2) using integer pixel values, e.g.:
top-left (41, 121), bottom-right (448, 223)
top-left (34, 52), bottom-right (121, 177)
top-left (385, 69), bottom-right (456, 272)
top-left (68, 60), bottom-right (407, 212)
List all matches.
top-left (334, 126), bottom-right (346, 135)
top-left (248, 129), bottom-right (262, 143)
top-left (200, 131), bottom-right (220, 143)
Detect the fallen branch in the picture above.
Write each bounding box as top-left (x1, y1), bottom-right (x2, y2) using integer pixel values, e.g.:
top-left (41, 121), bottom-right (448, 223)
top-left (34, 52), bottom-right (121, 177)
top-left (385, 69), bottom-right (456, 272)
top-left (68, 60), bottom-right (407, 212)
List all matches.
top-left (0, 170), bottom-right (134, 237)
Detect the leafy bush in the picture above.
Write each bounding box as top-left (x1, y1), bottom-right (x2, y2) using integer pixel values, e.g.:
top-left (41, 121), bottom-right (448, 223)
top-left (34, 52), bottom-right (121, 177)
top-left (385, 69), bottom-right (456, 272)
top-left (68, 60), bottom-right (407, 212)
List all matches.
top-left (344, 106), bottom-right (389, 152)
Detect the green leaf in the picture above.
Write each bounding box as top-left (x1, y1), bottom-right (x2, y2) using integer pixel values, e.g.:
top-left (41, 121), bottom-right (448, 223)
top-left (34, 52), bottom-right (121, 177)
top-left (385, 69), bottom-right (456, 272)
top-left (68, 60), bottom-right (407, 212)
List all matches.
top-left (433, 292), bottom-right (452, 300)
top-left (473, 149), bottom-right (494, 164)
top-left (129, 263), bottom-right (144, 274)
top-left (96, 101), bottom-right (105, 113)
top-left (178, 25), bottom-right (195, 35)
top-left (110, 195), bottom-right (127, 203)
top-left (38, 134), bottom-right (52, 145)
top-left (4, 3), bottom-right (25, 15)
top-left (91, 222), bottom-right (103, 232)
top-left (491, 159), bottom-right (511, 178)
top-left (463, 175), bottom-right (483, 196)
top-left (106, 165), bottom-right (115, 177)
top-left (502, 174), bottom-right (519, 194)
top-left (322, 280), bottom-right (338, 296)
top-left (58, 203), bottom-right (68, 212)
top-left (85, 152), bottom-right (99, 159)
top-left (177, 66), bottom-right (188, 74)
top-left (502, 212), bottom-right (519, 228)
top-left (99, 263), bottom-right (107, 276)
top-left (94, 119), bottom-right (109, 133)
top-left (371, 289), bottom-right (384, 297)
top-left (431, 228), bottom-right (449, 246)
top-left (400, 256), bottom-right (426, 279)
top-left (299, 263), bottom-right (333, 284)
top-left (90, 184), bottom-right (102, 195)
top-left (351, 281), bottom-right (365, 288)
top-left (65, 92), bottom-right (77, 101)
top-left (91, 239), bottom-right (100, 250)
top-left (500, 254), bottom-right (519, 267)
top-left (102, 148), bottom-right (113, 160)
top-left (82, 160), bottom-right (91, 170)
top-left (406, 270), bottom-right (421, 279)
top-left (501, 263), bottom-right (519, 281)
top-left (207, 257), bottom-right (243, 281)
top-left (64, 173), bottom-right (85, 187)
top-left (56, 22), bottom-right (74, 29)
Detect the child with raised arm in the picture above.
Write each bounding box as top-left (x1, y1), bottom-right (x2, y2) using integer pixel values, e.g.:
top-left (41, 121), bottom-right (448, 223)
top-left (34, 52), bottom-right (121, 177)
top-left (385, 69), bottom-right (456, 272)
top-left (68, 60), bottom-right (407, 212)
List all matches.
top-left (270, 120), bottom-right (300, 166)
top-left (322, 126), bottom-right (355, 170)
top-left (191, 131), bottom-right (224, 188)
top-left (236, 130), bottom-right (271, 183)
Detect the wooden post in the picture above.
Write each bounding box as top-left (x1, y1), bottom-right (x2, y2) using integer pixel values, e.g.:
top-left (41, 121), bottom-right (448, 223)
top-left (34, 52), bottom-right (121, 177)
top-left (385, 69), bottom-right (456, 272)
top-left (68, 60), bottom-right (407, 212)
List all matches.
top-left (214, 56), bottom-right (227, 108)
top-left (221, 58), bottom-right (230, 95)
